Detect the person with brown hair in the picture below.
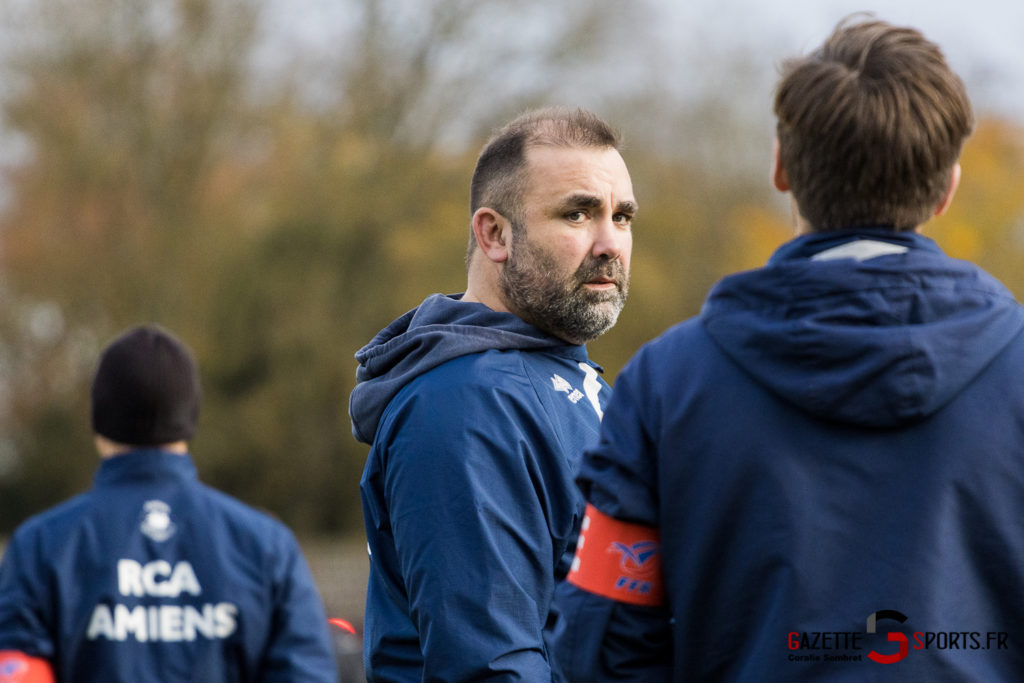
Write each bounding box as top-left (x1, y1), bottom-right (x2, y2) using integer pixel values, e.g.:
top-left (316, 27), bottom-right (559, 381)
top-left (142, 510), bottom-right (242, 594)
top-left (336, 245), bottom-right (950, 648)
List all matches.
top-left (550, 16), bottom-right (1024, 681)
top-left (350, 106), bottom-right (635, 681)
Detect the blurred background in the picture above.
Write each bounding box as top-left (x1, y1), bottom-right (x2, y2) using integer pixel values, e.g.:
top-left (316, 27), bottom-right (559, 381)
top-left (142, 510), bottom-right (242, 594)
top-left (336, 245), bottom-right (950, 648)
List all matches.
top-left (1, 0), bottom-right (1023, 626)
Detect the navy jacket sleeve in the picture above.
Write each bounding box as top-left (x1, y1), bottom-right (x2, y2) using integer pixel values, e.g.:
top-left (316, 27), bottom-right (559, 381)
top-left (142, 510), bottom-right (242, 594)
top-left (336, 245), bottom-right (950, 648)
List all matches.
top-left (375, 367), bottom-right (569, 681)
top-left (258, 527), bottom-right (338, 682)
top-left (550, 348), bottom-right (673, 681)
top-left (0, 522), bottom-right (56, 659)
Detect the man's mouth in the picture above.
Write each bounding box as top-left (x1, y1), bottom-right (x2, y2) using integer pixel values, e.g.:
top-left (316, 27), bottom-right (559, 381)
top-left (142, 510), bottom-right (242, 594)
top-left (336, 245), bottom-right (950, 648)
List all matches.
top-left (584, 277), bottom-right (617, 290)
top-left (576, 259), bottom-right (625, 295)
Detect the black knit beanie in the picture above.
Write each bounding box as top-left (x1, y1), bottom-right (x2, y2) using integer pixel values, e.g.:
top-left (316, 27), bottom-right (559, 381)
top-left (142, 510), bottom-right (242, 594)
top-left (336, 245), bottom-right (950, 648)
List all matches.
top-left (91, 325), bottom-right (201, 445)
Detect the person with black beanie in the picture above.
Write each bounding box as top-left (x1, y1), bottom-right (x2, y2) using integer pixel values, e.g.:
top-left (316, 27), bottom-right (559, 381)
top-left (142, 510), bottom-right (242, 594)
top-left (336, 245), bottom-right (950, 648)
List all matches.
top-left (0, 325), bottom-right (338, 682)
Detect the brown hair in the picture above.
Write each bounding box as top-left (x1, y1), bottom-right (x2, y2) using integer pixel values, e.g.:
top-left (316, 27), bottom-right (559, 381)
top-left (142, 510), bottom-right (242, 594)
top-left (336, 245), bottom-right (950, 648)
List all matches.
top-left (774, 15), bottom-right (974, 231)
top-left (466, 107), bottom-right (620, 265)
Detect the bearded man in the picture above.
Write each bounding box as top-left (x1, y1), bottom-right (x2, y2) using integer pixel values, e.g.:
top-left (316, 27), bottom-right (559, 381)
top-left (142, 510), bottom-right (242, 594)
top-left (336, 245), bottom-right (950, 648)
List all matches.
top-left (349, 107), bottom-right (636, 682)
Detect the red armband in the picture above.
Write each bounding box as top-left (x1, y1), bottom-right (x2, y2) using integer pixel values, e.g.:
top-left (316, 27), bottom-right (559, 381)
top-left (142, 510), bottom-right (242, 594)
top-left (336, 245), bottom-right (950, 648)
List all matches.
top-left (0, 651), bottom-right (55, 683)
top-left (567, 503), bottom-right (665, 606)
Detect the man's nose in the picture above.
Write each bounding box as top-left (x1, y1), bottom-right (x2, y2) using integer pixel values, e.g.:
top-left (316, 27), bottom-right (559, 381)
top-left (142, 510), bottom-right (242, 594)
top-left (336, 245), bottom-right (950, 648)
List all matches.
top-left (592, 216), bottom-right (627, 261)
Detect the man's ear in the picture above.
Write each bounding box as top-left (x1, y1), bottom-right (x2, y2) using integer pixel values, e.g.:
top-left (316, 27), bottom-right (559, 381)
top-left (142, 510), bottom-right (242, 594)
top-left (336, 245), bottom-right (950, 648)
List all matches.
top-left (772, 138), bottom-right (790, 192)
top-left (471, 207), bottom-right (512, 263)
top-left (934, 163), bottom-right (961, 217)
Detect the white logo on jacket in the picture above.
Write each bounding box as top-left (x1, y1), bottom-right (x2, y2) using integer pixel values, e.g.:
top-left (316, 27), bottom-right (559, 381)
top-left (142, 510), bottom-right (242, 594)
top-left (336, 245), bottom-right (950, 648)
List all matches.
top-left (551, 374), bottom-right (585, 405)
top-left (140, 500), bottom-right (176, 542)
top-left (578, 362), bottom-right (604, 420)
top-left (550, 366), bottom-right (604, 420)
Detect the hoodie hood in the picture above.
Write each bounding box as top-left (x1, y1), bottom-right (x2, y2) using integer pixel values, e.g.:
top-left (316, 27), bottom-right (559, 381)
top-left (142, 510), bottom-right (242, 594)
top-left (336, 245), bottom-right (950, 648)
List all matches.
top-left (349, 293), bottom-right (577, 443)
top-left (702, 230), bottom-right (1024, 427)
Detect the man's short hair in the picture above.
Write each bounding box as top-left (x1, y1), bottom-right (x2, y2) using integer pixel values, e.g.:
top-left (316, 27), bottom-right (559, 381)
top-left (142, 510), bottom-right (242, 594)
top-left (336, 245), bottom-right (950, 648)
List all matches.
top-left (466, 107), bottom-right (621, 265)
top-left (774, 15), bottom-right (974, 231)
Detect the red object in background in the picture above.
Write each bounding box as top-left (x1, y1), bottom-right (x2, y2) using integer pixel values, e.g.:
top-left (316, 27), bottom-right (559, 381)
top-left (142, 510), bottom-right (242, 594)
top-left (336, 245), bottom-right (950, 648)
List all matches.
top-left (329, 618), bottom-right (357, 636)
top-left (328, 617), bottom-right (364, 682)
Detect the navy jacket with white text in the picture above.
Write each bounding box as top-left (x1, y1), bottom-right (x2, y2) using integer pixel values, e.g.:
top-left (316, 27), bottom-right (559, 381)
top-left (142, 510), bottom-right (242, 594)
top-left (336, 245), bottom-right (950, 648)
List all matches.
top-left (0, 450), bottom-right (337, 682)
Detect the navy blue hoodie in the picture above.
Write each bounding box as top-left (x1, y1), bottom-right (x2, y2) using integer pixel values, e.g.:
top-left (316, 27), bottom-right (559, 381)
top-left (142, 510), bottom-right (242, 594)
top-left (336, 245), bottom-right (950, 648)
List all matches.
top-left (351, 294), bottom-right (610, 681)
top-left (552, 230), bottom-right (1024, 681)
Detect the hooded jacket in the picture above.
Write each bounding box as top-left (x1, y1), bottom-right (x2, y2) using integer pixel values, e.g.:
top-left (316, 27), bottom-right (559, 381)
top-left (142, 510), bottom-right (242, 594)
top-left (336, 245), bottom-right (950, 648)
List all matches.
top-left (551, 230), bottom-right (1024, 681)
top-left (351, 294), bottom-right (610, 681)
top-left (0, 450), bottom-right (337, 682)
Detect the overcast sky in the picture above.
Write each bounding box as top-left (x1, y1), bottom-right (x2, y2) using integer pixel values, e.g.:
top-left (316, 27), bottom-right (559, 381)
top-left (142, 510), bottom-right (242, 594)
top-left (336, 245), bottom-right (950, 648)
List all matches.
top-left (267, 1), bottom-right (1024, 120)
top-left (660, 0), bottom-right (1024, 115)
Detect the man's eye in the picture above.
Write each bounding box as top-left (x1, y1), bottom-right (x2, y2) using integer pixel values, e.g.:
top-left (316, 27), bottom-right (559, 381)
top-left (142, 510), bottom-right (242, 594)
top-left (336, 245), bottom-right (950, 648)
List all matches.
top-left (614, 213), bottom-right (633, 226)
top-left (566, 211), bottom-right (586, 222)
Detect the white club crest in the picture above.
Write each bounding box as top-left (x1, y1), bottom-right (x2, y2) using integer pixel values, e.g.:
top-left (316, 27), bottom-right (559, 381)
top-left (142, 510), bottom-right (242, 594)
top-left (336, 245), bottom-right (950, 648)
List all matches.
top-left (140, 500), bottom-right (176, 542)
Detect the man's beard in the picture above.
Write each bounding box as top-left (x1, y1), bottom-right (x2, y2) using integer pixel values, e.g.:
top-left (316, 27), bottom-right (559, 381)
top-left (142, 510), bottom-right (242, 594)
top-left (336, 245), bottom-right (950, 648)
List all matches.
top-left (499, 232), bottom-right (629, 345)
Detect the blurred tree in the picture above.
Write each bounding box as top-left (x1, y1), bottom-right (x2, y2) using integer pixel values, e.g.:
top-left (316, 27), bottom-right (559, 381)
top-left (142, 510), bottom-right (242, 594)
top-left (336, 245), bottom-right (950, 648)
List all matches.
top-left (0, 0), bottom-right (264, 520)
top-left (927, 118), bottom-right (1024, 293)
top-left (5, 0), bottom-right (1019, 539)
top-left (0, 0), bottom-right (672, 534)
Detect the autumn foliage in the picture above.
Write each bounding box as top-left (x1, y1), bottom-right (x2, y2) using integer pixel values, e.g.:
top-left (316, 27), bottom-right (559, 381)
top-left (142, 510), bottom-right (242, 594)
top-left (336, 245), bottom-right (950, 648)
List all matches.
top-left (1, 0), bottom-right (1022, 534)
